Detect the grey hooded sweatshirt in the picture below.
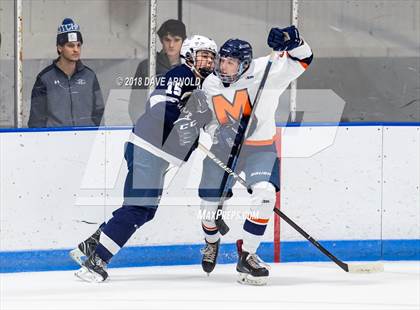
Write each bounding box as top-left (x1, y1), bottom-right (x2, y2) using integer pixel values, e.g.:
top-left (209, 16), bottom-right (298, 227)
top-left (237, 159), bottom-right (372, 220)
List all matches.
top-left (28, 59), bottom-right (104, 128)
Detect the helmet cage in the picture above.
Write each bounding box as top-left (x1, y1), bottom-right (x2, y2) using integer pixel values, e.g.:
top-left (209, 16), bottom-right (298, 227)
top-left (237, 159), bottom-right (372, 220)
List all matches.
top-left (180, 35), bottom-right (217, 78)
top-left (215, 55), bottom-right (251, 84)
top-left (214, 39), bottom-right (253, 84)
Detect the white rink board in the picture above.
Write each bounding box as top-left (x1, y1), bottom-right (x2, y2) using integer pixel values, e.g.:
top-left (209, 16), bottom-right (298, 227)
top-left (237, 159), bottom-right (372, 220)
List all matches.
top-left (0, 131), bottom-right (107, 250)
top-left (382, 126), bottom-right (420, 239)
top-left (280, 126), bottom-right (383, 241)
top-left (0, 129), bottom-right (273, 250)
top-left (0, 126), bottom-right (419, 251)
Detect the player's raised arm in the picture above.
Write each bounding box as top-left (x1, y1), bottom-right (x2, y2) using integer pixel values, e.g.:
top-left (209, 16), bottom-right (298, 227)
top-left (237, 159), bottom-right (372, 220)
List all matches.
top-left (268, 26), bottom-right (313, 75)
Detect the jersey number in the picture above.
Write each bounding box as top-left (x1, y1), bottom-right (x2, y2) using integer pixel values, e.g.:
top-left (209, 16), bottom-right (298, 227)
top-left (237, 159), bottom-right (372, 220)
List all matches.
top-left (212, 89), bottom-right (252, 125)
top-left (166, 82), bottom-right (182, 97)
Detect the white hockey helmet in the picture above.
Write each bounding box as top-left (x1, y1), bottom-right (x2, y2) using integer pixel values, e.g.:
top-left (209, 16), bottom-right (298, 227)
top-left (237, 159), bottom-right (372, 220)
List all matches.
top-left (181, 35), bottom-right (217, 78)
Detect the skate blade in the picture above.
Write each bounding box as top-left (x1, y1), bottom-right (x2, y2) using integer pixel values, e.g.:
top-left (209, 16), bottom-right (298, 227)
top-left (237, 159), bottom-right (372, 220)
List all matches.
top-left (69, 248), bottom-right (85, 266)
top-left (74, 266), bottom-right (107, 283)
top-left (237, 272), bottom-right (268, 286)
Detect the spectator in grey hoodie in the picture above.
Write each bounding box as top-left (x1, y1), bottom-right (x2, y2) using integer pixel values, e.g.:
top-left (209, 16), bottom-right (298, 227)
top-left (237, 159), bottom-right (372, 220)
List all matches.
top-left (28, 18), bottom-right (104, 128)
top-left (128, 19), bottom-right (186, 123)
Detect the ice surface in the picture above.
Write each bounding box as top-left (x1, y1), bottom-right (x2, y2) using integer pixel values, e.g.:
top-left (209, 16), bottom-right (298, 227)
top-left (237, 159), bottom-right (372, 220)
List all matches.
top-left (1, 261), bottom-right (419, 310)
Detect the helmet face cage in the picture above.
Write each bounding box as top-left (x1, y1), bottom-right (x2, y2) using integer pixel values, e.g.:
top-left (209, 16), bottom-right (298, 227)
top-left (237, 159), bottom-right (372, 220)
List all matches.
top-left (180, 35), bottom-right (217, 78)
top-left (195, 49), bottom-right (217, 78)
top-left (215, 55), bottom-right (250, 84)
top-left (215, 39), bottom-right (253, 84)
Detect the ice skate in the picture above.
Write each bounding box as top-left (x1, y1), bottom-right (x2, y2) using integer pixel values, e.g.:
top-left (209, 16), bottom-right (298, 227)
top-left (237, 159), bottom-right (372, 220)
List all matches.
top-left (236, 239), bottom-right (270, 286)
top-left (74, 252), bottom-right (108, 283)
top-left (69, 227), bottom-right (102, 266)
top-left (201, 239), bottom-right (220, 275)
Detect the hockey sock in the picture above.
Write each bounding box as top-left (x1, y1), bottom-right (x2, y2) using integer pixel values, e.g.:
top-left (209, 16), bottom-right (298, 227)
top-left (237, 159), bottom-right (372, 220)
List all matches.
top-left (95, 205), bottom-right (156, 262)
top-left (242, 182), bottom-right (276, 253)
top-left (200, 199), bottom-right (220, 243)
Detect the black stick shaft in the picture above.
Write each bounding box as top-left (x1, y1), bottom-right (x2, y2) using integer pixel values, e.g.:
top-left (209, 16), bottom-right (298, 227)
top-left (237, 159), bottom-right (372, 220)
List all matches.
top-left (273, 209), bottom-right (349, 272)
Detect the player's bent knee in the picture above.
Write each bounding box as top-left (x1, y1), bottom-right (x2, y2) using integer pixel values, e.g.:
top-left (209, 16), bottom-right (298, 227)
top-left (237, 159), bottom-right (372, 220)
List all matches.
top-left (250, 182), bottom-right (276, 218)
top-left (251, 182), bottom-right (276, 202)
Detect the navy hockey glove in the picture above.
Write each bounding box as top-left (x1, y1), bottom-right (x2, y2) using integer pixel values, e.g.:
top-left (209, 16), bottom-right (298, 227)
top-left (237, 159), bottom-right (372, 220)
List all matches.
top-left (181, 90), bottom-right (208, 113)
top-left (214, 121), bottom-right (246, 150)
top-left (181, 90), bottom-right (212, 128)
top-left (267, 26), bottom-right (302, 51)
top-left (173, 111), bottom-right (200, 146)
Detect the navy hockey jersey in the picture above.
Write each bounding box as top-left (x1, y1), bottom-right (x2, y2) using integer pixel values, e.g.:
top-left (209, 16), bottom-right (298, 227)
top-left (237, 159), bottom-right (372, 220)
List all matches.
top-left (131, 64), bottom-right (201, 164)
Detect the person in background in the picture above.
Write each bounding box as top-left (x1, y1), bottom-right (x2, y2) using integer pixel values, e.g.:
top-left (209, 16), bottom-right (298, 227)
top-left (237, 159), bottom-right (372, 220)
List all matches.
top-left (128, 19), bottom-right (186, 123)
top-left (28, 18), bottom-right (104, 128)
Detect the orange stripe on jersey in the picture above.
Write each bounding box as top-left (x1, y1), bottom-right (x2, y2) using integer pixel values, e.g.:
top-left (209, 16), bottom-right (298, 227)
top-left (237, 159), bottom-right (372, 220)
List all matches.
top-left (212, 89), bottom-right (252, 125)
top-left (202, 223), bottom-right (218, 231)
top-left (286, 50), bottom-right (309, 69)
top-left (248, 216), bottom-right (270, 225)
top-left (245, 138), bottom-right (275, 146)
top-left (245, 134), bottom-right (277, 146)
top-left (299, 61), bottom-right (309, 69)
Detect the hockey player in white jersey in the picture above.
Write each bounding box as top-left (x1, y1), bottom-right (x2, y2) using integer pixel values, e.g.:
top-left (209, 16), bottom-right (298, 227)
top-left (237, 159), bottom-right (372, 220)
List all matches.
top-left (198, 26), bottom-right (313, 285)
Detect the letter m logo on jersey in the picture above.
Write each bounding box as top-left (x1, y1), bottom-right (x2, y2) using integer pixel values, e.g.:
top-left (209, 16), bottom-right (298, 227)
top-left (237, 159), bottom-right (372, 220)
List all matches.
top-left (212, 89), bottom-right (252, 125)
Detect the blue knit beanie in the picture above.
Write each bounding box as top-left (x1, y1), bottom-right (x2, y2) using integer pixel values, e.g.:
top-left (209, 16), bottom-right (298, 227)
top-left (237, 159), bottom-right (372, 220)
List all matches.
top-left (56, 18), bottom-right (83, 46)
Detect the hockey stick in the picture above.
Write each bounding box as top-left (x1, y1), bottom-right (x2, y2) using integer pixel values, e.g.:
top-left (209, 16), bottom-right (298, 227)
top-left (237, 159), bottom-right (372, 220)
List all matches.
top-left (214, 51), bottom-right (278, 235)
top-left (198, 143), bottom-right (384, 273)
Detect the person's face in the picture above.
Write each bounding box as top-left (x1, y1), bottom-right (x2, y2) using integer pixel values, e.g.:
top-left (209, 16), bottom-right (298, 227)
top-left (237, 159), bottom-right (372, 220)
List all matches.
top-left (58, 41), bottom-right (81, 62)
top-left (161, 34), bottom-right (183, 58)
top-left (195, 50), bottom-right (216, 72)
top-left (218, 57), bottom-right (240, 77)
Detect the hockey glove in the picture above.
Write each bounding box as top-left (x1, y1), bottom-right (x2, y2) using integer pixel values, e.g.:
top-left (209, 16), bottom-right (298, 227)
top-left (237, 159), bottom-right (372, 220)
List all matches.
top-left (267, 26), bottom-right (302, 51)
top-left (184, 90), bottom-right (209, 113)
top-left (173, 111), bottom-right (200, 146)
top-left (214, 121), bottom-right (246, 150)
top-left (181, 90), bottom-right (213, 128)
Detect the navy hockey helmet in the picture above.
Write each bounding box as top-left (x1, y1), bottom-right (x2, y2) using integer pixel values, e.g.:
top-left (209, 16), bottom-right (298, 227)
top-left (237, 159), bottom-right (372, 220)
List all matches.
top-left (216, 38), bottom-right (253, 83)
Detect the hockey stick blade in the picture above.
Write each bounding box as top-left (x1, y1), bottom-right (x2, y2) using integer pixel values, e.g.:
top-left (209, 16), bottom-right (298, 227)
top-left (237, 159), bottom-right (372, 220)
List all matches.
top-left (346, 262), bottom-right (384, 273)
top-left (274, 208), bottom-right (384, 274)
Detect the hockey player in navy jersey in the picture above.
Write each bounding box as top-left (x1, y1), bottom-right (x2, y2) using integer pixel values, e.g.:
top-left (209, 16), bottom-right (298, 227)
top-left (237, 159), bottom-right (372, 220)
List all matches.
top-left (198, 26), bottom-right (313, 285)
top-left (71, 35), bottom-right (217, 282)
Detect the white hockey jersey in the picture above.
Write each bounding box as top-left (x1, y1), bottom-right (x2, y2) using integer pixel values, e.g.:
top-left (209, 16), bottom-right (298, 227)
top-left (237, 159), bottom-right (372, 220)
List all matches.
top-left (203, 41), bottom-right (312, 146)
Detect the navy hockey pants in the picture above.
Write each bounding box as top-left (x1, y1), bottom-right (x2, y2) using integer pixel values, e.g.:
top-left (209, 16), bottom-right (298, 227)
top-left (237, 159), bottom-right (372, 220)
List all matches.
top-left (96, 142), bottom-right (170, 262)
